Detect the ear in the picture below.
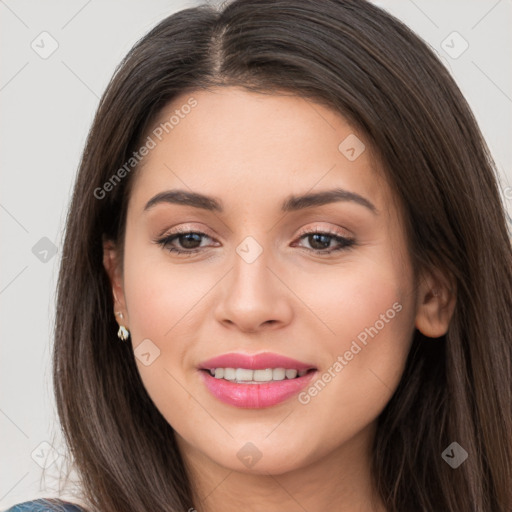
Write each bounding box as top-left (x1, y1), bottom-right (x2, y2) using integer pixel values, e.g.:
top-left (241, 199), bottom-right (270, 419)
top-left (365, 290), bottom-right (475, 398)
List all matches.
top-left (414, 267), bottom-right (456, 338)
top-left (103, 236), bottom-right (129, 326)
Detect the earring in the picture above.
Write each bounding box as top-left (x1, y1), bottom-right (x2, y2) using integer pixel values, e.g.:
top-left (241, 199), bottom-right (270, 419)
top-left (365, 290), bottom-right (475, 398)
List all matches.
top-left (115, 312), bottom-right (130, 341)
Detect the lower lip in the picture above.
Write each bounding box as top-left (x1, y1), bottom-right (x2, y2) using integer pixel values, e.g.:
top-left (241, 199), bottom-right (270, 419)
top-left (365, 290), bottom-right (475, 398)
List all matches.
top-left (199, 370), bottom-right (317, 408)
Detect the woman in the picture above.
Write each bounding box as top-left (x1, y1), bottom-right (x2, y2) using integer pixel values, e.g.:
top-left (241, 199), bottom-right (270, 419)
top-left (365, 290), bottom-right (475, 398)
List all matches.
top-left (7, 0), bottom-right (511, 510)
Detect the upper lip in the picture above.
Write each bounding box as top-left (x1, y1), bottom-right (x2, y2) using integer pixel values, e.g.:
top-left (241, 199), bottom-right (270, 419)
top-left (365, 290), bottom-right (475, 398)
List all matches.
top-left (198, 352), bottom-right (317, 371)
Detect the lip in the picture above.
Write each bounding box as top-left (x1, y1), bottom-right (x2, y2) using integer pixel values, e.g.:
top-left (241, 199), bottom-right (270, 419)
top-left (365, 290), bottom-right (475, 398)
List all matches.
top-left (198, 351), bottom-right (318, 409)
top-left (198, 351), bottom-right (316, 371)
top-left (199, 368), bottom-right (318, 408)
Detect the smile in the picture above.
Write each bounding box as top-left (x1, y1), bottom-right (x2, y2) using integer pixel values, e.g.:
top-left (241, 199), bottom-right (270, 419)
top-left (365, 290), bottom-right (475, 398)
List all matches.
top-left (198, 351), bottom-right (318, 408)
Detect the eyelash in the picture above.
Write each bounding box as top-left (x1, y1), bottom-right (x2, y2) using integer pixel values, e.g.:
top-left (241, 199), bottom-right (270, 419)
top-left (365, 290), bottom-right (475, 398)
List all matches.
top-left (154, 227), bottom-right (356, 256)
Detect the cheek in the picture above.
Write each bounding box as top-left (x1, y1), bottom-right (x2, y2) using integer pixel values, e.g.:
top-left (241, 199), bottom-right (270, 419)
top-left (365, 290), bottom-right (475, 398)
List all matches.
top-left (122, 238), bottom-right (209, 341)
top-left (121, 258), bottom-right (202, 433)
top-left (296, 246), bottom-right (413, 349)
top-left (293, 253), bottom-right (415, 438)
top-left (121, 239), bottom-right (226, 416)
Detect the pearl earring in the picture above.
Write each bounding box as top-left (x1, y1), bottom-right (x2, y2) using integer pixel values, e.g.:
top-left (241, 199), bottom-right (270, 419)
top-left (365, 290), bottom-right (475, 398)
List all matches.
top-left (115, 311), bottom-right (130, 341)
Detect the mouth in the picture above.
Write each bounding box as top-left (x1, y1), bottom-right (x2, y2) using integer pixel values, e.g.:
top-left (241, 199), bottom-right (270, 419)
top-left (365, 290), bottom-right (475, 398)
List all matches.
top-left (197, 352), bottom-right (318, 408)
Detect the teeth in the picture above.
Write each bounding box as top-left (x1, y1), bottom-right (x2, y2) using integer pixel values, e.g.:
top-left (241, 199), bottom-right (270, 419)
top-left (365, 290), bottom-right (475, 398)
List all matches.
top-left (272, 368), bottom-right (286, 381)
top-left (254, 368), bottom-right (273, 381)
top-left (224, 368), bottom-right (236, 381)
top-left (207, 367), bottom-right (310, 382)
top-left (236, 368), bottom-right (253, 381)
top-left (286, 369), bottom-right (298, 379)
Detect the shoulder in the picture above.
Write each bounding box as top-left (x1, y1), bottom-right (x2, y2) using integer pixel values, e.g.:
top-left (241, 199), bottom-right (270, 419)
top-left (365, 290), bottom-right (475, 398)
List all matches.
top-left (3, 498), bottom-right (88, 512)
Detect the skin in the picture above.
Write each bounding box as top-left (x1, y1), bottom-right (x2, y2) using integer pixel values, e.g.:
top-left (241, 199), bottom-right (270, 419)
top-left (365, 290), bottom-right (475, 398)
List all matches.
top-left (104, 86), bottom-right (455, 512)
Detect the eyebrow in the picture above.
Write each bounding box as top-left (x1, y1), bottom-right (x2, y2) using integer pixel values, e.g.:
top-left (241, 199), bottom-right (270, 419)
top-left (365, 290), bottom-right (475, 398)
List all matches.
top-left (143, 188), bottom-right (377, 214)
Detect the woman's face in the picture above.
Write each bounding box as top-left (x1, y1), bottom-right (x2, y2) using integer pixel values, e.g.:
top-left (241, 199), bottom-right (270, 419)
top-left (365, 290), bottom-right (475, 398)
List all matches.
top-left (106, 86), bottom-right (423, 476)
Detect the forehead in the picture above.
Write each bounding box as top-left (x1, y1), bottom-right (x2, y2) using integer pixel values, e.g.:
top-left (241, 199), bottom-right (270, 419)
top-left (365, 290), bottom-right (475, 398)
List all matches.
top-left (128, 86), bottom-right (390, 214)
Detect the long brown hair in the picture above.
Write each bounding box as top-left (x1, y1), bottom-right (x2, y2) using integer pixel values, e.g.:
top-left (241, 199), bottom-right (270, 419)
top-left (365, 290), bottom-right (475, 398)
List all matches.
top-left (53, 0), bottom-right (512, 510)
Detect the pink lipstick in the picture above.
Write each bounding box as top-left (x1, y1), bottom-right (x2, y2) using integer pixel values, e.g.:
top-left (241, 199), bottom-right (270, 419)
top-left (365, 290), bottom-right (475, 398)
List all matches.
top-left (198, 352), bottom-right (317, 408)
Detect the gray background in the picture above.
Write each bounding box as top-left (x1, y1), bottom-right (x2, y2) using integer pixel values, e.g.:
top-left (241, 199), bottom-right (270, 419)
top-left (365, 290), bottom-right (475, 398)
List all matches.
top-left (1, 0), bottom-right (511, 509)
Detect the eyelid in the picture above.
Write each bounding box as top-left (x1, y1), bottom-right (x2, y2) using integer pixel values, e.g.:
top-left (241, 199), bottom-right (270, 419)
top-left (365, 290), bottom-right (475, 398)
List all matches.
top-left (155, 223), bottom-right (215, 239)
top-left (295, 223), bottom-right (353, 239)
top-left (157, 222), bottom-right (352, 242)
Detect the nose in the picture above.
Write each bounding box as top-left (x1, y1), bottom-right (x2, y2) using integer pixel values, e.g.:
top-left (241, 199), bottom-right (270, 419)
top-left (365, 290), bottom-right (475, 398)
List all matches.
top-left (214, 247), bottom-right (294, 334)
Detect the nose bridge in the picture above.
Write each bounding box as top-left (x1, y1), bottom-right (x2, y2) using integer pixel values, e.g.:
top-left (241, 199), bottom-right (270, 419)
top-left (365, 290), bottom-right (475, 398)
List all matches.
top-left (230, 233), bottom-right (275, 301)
top-left (214, 232), bottom-right (293, 331)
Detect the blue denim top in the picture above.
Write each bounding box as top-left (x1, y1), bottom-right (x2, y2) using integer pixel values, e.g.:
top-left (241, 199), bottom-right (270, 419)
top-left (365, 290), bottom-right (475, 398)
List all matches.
top-left (3, 499), bottom-right (87, 512)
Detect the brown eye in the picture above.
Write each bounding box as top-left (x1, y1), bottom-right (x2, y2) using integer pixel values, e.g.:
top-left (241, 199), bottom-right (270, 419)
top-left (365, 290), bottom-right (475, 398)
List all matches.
top-left (156, 231), bottom-right (213, 255)
top-left (294, 229), bottom-right (355, 255)
top-left (174, 233), bottom-right (203, 249)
